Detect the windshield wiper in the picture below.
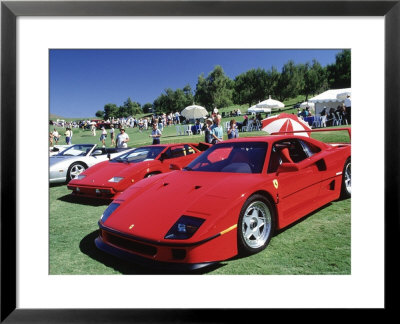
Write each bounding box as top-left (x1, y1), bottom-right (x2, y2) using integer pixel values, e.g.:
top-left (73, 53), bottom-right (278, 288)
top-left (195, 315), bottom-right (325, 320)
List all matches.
top-left (183, 166), bottom-right (193, 171)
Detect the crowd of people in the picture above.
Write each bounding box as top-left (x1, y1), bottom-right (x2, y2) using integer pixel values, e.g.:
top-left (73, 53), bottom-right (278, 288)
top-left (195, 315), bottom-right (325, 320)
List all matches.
top-left (297, 95), bottom-right (351, 128)
top-left (201, 110), bottom-right (240, 144)
top-left (49, 108), bottom-right (254, 149)
top-left (319, 103), bottom-right (350, 127)
top-left (50, 97), bottom-right (351, 149)
top-left (49, 127), bottom-right (73, 146)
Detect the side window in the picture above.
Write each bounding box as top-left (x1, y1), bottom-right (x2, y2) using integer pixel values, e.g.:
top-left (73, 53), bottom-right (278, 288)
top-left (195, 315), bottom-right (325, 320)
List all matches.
top-left (165, 146), bottom-right (186, 159)
top-left (299, 140), bottom-right (321, 157)
top-left (287, 140), bottom-right (308, 163)
top-left (184, 144), bottom-right (196, 155)
top-left (267, 139), bottom-right (308, 173)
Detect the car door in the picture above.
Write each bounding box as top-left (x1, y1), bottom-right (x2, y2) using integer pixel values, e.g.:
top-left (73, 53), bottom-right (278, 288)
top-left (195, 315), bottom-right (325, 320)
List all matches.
top-left (268, 139), bottom-right (322, 225)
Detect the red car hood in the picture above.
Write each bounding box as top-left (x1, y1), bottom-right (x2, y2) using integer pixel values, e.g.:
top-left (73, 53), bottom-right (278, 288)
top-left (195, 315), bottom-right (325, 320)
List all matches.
top-left (102, 171), bottom-right (271, 242)
top-left (70, 160), bottom-right (159, 187)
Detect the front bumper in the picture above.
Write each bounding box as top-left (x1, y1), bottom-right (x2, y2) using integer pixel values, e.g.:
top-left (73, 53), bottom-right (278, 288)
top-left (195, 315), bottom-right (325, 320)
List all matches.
top-left (95, 236), bottom-right (215, 271)
top-left (96, 222), bottom-right (237, 271)
top-left (67, 184), bottom-right (118, 199)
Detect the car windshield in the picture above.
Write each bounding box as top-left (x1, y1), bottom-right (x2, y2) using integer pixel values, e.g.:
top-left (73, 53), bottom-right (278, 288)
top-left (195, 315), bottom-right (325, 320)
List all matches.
top-left (58, 144), bottom-right (94, 156)
top-left (184, 142), bottom-right (268, 174)
top-left (111, 146), bottom-right (166, 163)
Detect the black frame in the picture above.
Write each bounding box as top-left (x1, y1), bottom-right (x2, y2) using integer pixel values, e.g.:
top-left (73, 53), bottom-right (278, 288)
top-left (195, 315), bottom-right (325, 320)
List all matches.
top-left (1, 0), bottom-right (398, 322)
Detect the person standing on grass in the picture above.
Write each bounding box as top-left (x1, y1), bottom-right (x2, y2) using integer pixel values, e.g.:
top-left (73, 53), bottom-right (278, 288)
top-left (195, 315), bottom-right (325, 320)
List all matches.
top-left (109, 124), bottom-right (115, 146)
top-left (211, 115), bottom-right (223, 144)
top-left (227, 119), bottom-right (239, 139)
top-left (344, 95), bottom-right (351, 124)
top-left (49, 132), bottom-right (54, 147)
top-left (149, 123), bottom-right (162, 145)
top-left (116, 128), bottom-right (129, 148)
top-left (100, 127), bottom-right (107, 147)
top-left (91, 123), bottom-right (96, 136)
top-left (202, 118), bottom-right (213, 144)
top-left (64, 127), bottom-right (72, 145)
top-left (52, 128), bottom-right (59, 145)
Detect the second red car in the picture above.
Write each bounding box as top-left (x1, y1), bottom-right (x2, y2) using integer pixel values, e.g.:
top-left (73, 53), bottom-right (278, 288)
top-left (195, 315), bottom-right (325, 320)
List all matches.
top-left (67, 142), bottom-right (210, 199)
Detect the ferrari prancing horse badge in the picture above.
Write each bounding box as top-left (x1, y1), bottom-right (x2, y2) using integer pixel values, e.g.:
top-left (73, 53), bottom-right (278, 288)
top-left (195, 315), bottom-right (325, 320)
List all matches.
top-left (273, 179), bottom-right (278, 189)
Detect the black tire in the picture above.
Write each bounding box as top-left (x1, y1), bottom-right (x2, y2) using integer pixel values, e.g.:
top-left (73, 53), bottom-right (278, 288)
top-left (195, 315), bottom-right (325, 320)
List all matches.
top-left (237, 194), bottom-right (275, 256)
top-left (67, 162), bottom-right (87, 182)
top-left (340, 157), bottom-right (351, 199)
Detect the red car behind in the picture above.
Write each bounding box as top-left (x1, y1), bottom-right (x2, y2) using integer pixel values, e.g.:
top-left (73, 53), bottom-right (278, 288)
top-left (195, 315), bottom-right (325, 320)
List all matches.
top-left (67, 142), bottom-right (210, 200)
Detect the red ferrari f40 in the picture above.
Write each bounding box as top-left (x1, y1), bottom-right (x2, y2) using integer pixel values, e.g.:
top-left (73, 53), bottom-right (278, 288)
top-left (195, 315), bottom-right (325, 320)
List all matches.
top-left (95, 129), bottom-right (351, 270)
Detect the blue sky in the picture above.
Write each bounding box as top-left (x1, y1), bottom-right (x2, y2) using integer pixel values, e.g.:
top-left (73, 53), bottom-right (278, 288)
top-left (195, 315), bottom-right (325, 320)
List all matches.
top-left (50, 49), bottom-right (342, 118)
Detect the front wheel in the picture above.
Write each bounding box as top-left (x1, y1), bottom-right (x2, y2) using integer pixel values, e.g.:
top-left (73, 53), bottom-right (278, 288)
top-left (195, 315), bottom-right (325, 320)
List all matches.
top-left (340, 158), bottom-right (351, 199)
top-left (67, 162), bottom-right (87, 181)
top-left (237, 194), bottom-right (275, 255)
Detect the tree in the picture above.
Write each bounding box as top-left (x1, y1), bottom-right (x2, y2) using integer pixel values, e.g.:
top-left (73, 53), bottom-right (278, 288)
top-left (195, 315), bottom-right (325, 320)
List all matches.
top-left (142, 102), bottom-right (153, 113)
top-left (119, 97), bottom-right (142, 117)
top-left (326, 50), bottom-right (351, 89)
top-left (194, 74), bottom-right (211, 109)
top-left (265, 66), bottom-right (280, 99)
top-left (303, 60), bottom-right (327, 100)
top-left (276, 61), bottom-right (304, 101)
top-left (103, 103), bottom-right (118, 120)
top-left (153, 88), bottom-right (175, 114)
top-left (233, 68), bottom-right (269, 107)
top-left (182, 84), bottom-right (194, 106)
top-left (95, 110), bottom-right (104, 119)
top-left (194, 65), bottom-right (233, 110)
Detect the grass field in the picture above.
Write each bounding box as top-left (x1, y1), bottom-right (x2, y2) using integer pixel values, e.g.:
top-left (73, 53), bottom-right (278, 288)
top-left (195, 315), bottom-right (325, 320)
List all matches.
top-left (49, 115), bottom-right (351, 275)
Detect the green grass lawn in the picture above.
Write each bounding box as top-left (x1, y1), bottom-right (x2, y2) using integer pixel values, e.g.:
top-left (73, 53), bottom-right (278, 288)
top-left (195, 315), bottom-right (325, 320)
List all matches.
top-left (49, 120), bottom-right (351, 275)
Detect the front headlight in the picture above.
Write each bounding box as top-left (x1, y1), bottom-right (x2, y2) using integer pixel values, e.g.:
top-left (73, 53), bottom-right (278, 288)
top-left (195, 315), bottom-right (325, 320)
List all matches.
top-left (108, 176), bottom-right (124, 183)
top-left (100, 203), bottom-right (120, 223)
top-left (164, 216), bottom-right (205, 240)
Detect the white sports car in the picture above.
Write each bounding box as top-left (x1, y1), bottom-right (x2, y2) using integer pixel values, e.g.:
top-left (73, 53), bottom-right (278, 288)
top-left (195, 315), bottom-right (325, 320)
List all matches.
top-left (49, 144), bottom-right (129, 183)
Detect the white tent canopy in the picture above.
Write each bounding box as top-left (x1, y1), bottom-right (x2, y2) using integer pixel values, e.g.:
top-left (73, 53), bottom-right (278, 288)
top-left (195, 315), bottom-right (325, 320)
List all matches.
top-left (247, 105), bottom-right (271, 114)
top-left (256, 95), bottom-right (284, 109)
top-left (308, 88), bottom-right (351, 115)
top-left (336, 90), bottom-right (351, 101)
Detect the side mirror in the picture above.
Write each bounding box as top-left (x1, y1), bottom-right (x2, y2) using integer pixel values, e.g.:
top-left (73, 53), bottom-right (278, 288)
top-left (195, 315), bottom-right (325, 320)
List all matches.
top-left (169, 164), bottom-right (182, 171)
top-left (277, 162), bottom-right (299, 174)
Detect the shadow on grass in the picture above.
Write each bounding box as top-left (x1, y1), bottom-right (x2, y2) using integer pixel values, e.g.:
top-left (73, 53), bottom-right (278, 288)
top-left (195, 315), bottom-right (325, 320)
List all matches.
top-left (58, 194), bottom-right (110, 207)
top-left (50, 182), bottom-right (67, 188)
top-left (79, 230), bottom-right (225, 275)
top-left (275, 202), bottom-right (334, 235)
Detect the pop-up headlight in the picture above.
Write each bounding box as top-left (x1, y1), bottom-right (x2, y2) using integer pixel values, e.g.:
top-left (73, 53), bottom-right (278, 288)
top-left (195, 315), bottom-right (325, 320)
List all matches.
top-left (165, 216), bottom-right (205, 240)
top-left (108, 176), bottom-right (124, 183)
top-left (100, 203), bottom-right (120, 223)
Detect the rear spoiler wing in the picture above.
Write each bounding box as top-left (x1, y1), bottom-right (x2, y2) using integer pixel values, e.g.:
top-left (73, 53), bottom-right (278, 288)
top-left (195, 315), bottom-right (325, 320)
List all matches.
top-left (271, 127), bottom-right (351, 139)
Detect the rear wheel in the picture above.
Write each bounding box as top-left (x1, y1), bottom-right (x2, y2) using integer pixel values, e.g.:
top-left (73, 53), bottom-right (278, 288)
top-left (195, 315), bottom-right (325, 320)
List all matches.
top-left (340, 158), bottom-right (351, 199)
top-left (237, 194), bottom-right (275, 255)
top-left (67, 162), bottom-right (86, 181)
